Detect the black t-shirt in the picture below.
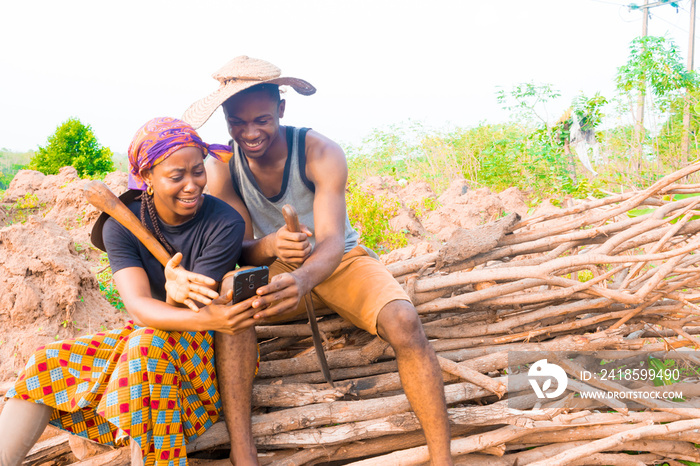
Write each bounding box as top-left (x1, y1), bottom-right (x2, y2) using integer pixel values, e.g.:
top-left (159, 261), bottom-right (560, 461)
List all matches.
top-left (102, 194), bottom-right (244, 302)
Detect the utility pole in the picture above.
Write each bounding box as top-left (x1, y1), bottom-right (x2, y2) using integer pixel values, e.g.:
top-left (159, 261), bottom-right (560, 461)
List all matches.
top-left (634, 0), bottom-right (650, 167)
top-left (681, 0), bottom-right (696, 166)
top-left (628, 0), bottom-right (683, 167)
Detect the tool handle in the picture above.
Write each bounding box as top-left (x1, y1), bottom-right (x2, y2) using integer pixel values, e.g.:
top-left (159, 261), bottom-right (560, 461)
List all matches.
top-left (281, 206), bottom-right (332, 385)
top-left (282, 204), bottom-right (301, 233)
top-left (84, 180), bottom-right (172, 267)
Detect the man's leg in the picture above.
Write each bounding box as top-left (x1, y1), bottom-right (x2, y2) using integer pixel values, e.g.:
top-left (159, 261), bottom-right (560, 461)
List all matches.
top-left (215, 328), bottom-right (259, 466)
top-left (376, 300), bottom-right (453, 465)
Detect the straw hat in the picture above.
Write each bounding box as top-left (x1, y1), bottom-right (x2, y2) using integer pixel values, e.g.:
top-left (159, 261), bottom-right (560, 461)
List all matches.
top-left (182, 56), bottom-right (316, 129)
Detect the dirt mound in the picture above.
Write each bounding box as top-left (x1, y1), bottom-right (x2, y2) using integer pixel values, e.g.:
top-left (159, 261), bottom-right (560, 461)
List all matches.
top-left (0, 217), bottom-right (127, 379)
top-left (2, 168), bottom-right (129, 260)
top-left (0, 168), bottom-right (130, 380)
top-left (3, 167), bottom-right (80, 205)
top-left (357, 177), bottom-right (533, 247)
top-left (498, 186), bottom-right (529, 217)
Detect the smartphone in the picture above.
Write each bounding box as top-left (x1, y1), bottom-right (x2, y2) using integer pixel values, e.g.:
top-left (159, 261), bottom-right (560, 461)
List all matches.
top-left (232, 266), bottom-right (269, 303)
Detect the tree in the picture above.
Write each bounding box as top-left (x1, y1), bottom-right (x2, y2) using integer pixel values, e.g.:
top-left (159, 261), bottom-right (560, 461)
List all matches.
top-left (616, 36), bottom-right (697, 167)
top-left (554, 93), bottom-right (608, 183)
top-left (29, 118), bottom-right (114, 177)
top-left (497, 82), bottom-right (576, 193)
top-left (496, 82), bottom-right (561, 127)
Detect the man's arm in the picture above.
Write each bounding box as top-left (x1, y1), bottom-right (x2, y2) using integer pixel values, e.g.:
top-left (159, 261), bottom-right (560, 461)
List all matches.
top-left (251, 131), bottom-right (348, 319)
top-left (206, 157), bottom-right (311, 266)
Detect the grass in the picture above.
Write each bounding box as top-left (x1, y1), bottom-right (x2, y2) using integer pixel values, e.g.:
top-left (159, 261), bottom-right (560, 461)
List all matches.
top-left (5, 193), bottom-right (46, 224)
top-left (95, 252), bottom-right (125, 312)
top-left (346, 183), bottom-right (407, 253)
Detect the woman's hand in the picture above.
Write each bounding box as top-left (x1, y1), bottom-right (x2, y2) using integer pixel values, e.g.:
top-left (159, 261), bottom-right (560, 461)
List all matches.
top-left (272, 224), bottom-right (313, 265)
top-left (164, 252), bottom-right (220, 311)
top-left (200, 290), bottom-right (259, 335)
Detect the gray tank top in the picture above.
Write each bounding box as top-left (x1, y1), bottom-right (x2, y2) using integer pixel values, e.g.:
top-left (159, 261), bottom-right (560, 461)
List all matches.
top-left (228, 126), bottom-right (359, 253)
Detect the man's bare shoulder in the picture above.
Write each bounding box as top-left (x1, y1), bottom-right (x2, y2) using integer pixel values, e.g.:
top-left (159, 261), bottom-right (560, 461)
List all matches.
top-left (205, 155), bottom-right (234, 200)
top-left (303, 130), bottom-right (348, 188)
top-left (305, 129), bottom-right (346, 165)
top-left (205, 155), bottom-right (229, 172)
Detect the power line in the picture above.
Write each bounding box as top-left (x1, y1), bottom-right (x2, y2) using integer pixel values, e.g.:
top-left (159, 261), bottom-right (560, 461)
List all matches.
top-left (588, 0), bottom-right (629, 5)
top-left (629, 0), bottom-right (681, 9)
top-left (649, 10), bottom-right (689, 32)
top-left (619, 4), bottom-right (642, 21)
top-left (617, 0), bottom-right (691, 29)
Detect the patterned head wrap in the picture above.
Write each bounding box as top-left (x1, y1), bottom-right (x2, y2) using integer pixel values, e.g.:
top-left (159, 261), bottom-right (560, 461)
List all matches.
top-left (127, 117), bottom-right (232, 190)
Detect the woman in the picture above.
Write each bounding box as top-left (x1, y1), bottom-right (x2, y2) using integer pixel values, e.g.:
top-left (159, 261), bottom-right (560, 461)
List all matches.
top-left (0, 117), bottom-right (260, 466)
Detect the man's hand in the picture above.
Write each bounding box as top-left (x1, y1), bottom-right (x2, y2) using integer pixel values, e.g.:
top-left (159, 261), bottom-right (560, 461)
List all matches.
top-left (164, 252), bottom-right (219, 311)
top-left (201, 289), bottom-right (259, 335)
top-left (250, 272), bottom-right (308, 321)
top-left (272, 224), bottom-right (313, 265)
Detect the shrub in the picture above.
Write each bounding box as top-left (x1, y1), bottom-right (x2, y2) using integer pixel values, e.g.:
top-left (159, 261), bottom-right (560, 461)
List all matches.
top-left (29, 118), bottom-right (114, 177)
top-left (6, 193), bottom-right (46, 224)
top-left (346, 183), bottom-right (407, 253)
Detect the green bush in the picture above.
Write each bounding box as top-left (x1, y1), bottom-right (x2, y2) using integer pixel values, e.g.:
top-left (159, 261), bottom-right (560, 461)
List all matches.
top-left (0, 150), bottom-right (33, 190)
top-left (346, 183), bottom-right (407, 253)
top-left (29, 118), bottom-right (114, 177)
top-left (6, 193), bottom-right (47, 224)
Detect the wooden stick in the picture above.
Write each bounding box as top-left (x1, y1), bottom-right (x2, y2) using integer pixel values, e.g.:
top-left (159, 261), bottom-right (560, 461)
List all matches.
top-left (256, 319), bottom-right (353, 338)
top-left (252, 382), bottom-right (349, 407)
top-left (257, 337), bottom-right (390, 378)
top-left (526, 418), bottom-right (700, 466)
top-left (513, 423), bottom-right (700, 444)
top-left (413, 237), bottom-right (700, 294)
top-left (342, 424), bottom-right (528, 466)
top-left (24, 433), bottom-right (72, 465)
top-left (436, 356), bottom-right (506, 398)
top-left (65, 447), bottom-right (130, 466)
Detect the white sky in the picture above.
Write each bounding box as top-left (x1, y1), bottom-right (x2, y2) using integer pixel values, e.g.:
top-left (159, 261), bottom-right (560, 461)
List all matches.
top-left (0, 0), bottom-right (696, 153)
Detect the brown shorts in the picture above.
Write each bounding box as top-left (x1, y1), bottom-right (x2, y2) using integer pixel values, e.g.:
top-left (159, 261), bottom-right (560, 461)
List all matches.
top-left (268, 245), bottom-right (411, 335)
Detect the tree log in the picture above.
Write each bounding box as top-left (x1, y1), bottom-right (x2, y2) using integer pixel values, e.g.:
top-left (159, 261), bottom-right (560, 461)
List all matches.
top-left (257, 337), bottom-right (390, 378)
top-left (253, 382), bottom-right (349, 407)
top-left (23, 433), bottom-right (72, 465)
top-left (526, 418), bottom-right (700, 466)
top-left (65, 447), bottom-right (129, 466)
top-left (437, 356), bottom-right (505, 397)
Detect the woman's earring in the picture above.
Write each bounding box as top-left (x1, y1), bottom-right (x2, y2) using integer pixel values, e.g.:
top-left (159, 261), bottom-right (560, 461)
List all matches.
top-left (147, 185), bottom-right (154, 196)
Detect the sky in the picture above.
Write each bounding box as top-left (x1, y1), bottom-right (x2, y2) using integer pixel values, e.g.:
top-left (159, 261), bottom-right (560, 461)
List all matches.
top-left (0, 0), bottom-right (696, 154)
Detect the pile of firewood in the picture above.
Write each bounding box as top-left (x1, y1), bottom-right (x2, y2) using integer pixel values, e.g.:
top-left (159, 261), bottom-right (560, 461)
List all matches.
top-left (16, 163), bottom-right (700, 465)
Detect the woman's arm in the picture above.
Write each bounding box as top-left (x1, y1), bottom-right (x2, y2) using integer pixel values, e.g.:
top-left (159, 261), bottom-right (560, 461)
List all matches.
top-left (114, 266), bottom-right (258, 335)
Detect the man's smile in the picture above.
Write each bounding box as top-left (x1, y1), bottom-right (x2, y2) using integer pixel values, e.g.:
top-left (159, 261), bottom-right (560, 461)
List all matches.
top-left (241, 139), bottom-right (264, 150)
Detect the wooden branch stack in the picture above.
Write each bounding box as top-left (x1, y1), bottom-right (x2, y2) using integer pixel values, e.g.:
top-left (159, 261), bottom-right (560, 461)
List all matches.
top-left (18, 163), bottom-right (700, 465)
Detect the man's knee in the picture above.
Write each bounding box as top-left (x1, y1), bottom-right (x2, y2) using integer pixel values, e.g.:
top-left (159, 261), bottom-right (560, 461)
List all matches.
top-left (376, 300), bottom-right (428, 350)
top-left (220, 270), bottom-right (236, 295)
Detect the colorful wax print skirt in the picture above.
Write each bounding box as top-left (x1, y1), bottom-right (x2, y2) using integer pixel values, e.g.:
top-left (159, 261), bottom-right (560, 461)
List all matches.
top-left (6, 323), bottom-right (257, 466)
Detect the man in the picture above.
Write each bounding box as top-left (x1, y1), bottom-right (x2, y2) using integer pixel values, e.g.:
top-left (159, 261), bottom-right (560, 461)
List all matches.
top-left (183, 56), bottom-right (452, 465)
